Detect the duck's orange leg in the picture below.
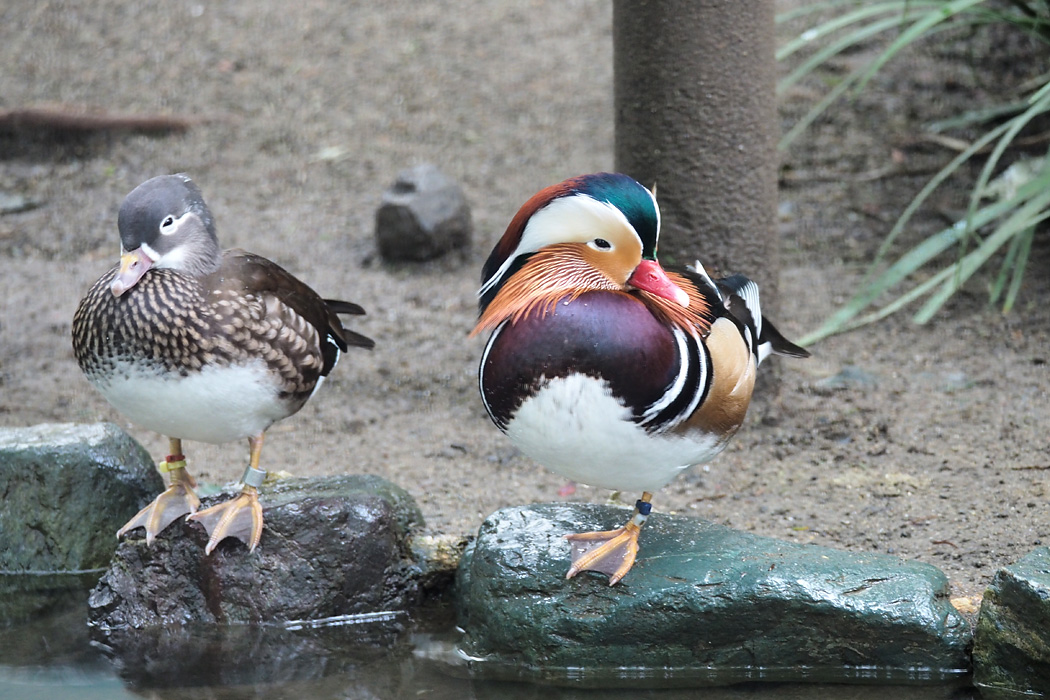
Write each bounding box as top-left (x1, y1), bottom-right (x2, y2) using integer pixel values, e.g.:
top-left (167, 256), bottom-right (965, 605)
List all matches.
top-left (565, 491), bottom-right (653, 586)
top-left (117, 438), bottom-right (200, 544)
top-left (187, 433), bottom-right (266, 555)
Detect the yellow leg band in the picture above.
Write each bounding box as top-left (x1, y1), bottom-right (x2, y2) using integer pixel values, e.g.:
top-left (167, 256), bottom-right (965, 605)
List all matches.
top-left (159, 458), bottom-right (188, 473)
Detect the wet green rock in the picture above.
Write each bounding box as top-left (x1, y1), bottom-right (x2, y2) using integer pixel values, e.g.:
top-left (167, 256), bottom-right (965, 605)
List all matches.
top-left (88, 474), bottom-right (427, 630)
top-left (0, 423), bottom-right (162, 574)
top-left (455, 503), bottom-right (970, 687)
top-left (973, 547), bottom-right (1050, 697)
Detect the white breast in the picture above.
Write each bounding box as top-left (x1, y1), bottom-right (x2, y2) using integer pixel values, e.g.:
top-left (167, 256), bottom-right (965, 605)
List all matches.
top-left (505, 373), bottom-right (724, 493)
top-left (93, 360), bottom-right (293, 445)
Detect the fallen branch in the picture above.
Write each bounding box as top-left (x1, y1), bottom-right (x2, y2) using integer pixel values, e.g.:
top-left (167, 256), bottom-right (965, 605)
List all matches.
top-left (900, 129), bottom-right (1050, 155)
top-left (0, 105), bottom-right (197, 134)
top-left (780, 165), bottom-right (940, 184)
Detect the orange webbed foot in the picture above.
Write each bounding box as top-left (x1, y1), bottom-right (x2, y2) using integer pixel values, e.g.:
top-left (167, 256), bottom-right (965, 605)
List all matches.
top-left (565, 494), bottom-right (653, 586)
top-left (187, 487), bottom-right (263, 555)
top-left (117, 466), bottom-right (200, 545)
top-left (566, 525), bottom-right (641, 586)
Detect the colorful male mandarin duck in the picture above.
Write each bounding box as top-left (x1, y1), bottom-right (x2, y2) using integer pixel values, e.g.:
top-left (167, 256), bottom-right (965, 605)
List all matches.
top-left (472, 172), bottom-right (808, 585)
top-left (73, 174), bottom-right (374, 555)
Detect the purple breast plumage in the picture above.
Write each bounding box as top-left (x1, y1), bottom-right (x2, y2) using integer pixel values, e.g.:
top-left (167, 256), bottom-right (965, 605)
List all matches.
top-left (480, 290), bottom-right (689, 431)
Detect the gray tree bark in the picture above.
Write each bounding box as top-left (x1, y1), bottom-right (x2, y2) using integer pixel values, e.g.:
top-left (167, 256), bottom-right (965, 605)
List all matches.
top-left (614, 0), bottom-right (780, 306)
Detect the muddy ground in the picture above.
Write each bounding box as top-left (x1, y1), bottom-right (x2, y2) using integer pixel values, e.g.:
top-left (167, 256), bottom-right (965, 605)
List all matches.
top-left (1, 2), bottom-right (1047, 607)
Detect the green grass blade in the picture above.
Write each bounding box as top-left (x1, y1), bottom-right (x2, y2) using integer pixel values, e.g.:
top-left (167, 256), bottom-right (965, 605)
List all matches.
top-left (779, 12), bottom-right (928, 93)
top-left (799, 225), bottom-right (969, 344)
top-left (799, 174), bottom-right (1050, 344)
top-left (801, 263), bottom-right (959, 343)
top-left (779, 71), bottom-right (861, 149)
top-left (1002, 225), bottom-right (1035, 313)
top-left (990, 226), bottom-right (1025, 305)
top-left (914, 187), bottom-right (1050, 322)
top-left (778, 2), bottom-right (932, 62)
top-left (871, 117), bottom-right (1014, 268)
top-left (855, 0), bottom-right (991, 92)
top-left (927, 99), bottom-right (1030, 132)
top-left (1027, 73), bottom-right (1050, 103)
top-left (783, 0), bottom-right (1050, 342)
top-left (872, 162), bottom-right (1042, 288)
top-left (849, 266), bottom-right (957, 330)
top-left (780, 19), bottom-right (964, 150)
top-left (958, 89), bottom-right (1050, 259)
top-left (779, 2), bottom-right (983, 152)
top-left (969, 90), bottom-right (1050, 218)
top-left (777, 0), bottom-right (876, 25)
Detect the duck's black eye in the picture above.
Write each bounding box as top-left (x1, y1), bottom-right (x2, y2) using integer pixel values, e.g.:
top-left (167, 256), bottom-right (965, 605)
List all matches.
top-left (157, 216), bottom-right (178, 235)
top-left (593, 238), bottom-right (612, 250)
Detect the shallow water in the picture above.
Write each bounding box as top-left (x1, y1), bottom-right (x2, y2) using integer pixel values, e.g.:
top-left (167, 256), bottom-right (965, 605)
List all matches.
top-left (0, 576), bottom-right (976, 700)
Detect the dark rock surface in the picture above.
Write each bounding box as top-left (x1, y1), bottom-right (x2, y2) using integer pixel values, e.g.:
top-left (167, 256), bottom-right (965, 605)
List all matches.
top-left (375, 163), bottom-right (472, 261)
top-left (973, 547), bottom-right (1050, 697)
top-left (455, 503), bottom-right (971, 687)
top-left (0, 422), bottom-right (161, 574)
top-left (88, 474), bottom-right (427, 630)
top-left (94, 615), bottom-right (410, 692)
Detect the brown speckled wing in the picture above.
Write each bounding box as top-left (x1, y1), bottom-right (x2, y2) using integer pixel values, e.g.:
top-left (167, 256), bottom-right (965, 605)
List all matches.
top-left (72, 249), bottom-right (373, 409)
top-left (208, 250), bottom-right (374, 371)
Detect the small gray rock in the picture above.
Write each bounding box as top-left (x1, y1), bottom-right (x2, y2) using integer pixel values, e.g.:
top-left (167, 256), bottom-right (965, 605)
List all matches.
top-left (88, 474), bottom-right (426, 630)
top-left (0, 191), bottom-right (43, 214)
top-left (455, 503), bottom-right (970, 687)
top-left (0, 422), bottom-right (162, 574)
top-left (973, 547), bottom-right (1050, 696)
top-left (815, 365), bottom-right (879, 392)
top-left (375, 163), bottom-right (472, 261)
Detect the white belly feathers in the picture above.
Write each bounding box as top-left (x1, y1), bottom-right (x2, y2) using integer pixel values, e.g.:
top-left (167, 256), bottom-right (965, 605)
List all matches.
top-left (505, 373), bottom-right (724, 493)
top-left (94, 359), bottom-right (291, 444)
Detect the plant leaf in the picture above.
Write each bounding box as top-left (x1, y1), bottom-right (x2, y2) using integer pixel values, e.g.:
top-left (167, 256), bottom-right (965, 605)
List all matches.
top-left (854, 0), bottom-right (990, 93)
top-left (778, 2), bottom-right (934, 63)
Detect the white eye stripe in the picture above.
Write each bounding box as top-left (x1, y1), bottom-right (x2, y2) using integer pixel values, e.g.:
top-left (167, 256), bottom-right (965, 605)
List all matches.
top-left (140, 241), bottom-right (161, 261)
top-left (159, 212), bottom-right (186, 235)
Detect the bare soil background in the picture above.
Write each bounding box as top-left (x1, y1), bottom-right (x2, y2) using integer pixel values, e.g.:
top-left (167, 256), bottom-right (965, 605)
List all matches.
top-left (1, 2), bottom-right (1048, 608)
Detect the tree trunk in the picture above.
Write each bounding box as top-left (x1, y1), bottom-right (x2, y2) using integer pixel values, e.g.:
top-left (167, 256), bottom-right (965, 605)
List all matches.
top-left (613, 0), bottom-right (779, 306)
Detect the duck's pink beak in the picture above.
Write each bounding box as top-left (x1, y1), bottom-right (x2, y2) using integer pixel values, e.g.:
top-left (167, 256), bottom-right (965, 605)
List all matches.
top-left (628, 259), bottom-right (689, 307)
top-left (110, 248), bottom-right (153, 297)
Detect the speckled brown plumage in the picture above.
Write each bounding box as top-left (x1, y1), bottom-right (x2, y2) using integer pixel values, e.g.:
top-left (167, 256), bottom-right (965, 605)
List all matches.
top-left (73, 248), bottom-right (370, 406)
top-left (72, 173), bottom-right (374, 555)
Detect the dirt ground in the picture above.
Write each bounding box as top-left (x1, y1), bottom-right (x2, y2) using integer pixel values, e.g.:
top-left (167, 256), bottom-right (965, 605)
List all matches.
top-left (1, 2), bottom-right (1047, 607)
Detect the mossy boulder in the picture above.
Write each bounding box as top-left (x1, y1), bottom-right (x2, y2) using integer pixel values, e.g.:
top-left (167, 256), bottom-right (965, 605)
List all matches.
top-left (973, 547), bottom-right (1050, 697)
top-left (0, 422), bottom-right (161, 575)
top-left (455, 503), bottom-right (971, 687)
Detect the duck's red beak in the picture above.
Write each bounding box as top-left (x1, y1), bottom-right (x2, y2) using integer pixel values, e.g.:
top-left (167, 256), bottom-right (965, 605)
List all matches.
top-left (628, 259), bottom-right (689, 307)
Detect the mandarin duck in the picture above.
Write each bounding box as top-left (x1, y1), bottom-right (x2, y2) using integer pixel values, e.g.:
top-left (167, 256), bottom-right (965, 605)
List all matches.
top-left (472, 172), bottom-right (809, 585)
top-left (72, 174), bottom-right (374, 555)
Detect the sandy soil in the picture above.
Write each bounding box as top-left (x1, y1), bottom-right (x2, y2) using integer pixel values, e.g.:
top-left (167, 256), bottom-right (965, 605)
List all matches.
top-left (1, 2), bottom-right (1047, 607)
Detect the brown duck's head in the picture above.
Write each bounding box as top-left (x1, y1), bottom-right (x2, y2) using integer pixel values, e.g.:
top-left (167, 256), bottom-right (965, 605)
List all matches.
top-left (110, 174), bottom-right (222, 297)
